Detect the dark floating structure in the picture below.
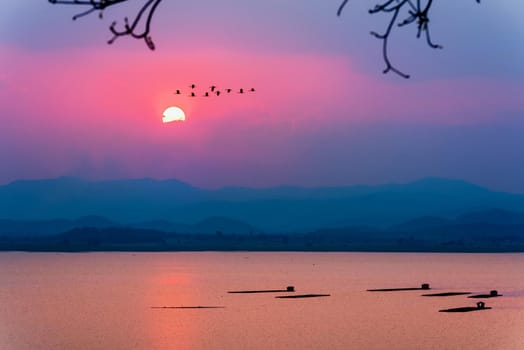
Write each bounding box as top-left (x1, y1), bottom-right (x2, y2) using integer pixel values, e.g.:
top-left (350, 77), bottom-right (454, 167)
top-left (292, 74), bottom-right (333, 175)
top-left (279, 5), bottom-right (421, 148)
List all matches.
top-left (228, 286), bottom-right (295, 294)
top-left (151, 306), bottom-right (225, 309)
top-left (439, 301), bottom-right (491, 313)
top-left (275, 294), bottom-right (330, 299)
top-left (367, 283), bottom-right (430, 292)
top-left (422, 292), bottom-right (472, 297)
top-left (468, 290), bottom-right (502, 299)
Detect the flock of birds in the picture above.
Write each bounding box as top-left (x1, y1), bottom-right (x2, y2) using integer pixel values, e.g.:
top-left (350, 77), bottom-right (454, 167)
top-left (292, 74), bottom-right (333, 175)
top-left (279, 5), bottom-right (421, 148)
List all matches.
top-left (174, 84), bottom-right (256, 97)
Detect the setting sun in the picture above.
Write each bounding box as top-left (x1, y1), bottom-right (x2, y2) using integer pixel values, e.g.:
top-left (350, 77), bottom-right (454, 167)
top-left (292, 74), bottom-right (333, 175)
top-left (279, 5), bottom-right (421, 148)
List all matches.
top-left (162, 106), bottom-right (186, 123)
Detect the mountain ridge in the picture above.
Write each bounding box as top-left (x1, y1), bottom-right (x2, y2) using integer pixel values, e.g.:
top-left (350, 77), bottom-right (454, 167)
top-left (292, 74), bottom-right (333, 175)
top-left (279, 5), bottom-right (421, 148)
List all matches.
top-left (1, 177), bottom-right (524, 232)
top-left (2, 208), bottom-right (524, 252)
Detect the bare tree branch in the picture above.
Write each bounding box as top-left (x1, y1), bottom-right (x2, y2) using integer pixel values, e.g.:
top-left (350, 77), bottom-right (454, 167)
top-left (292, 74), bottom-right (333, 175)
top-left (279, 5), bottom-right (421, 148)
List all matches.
top-left (48, 0), bottom-right (163, 50)
top-left (337, 0), bottom-right (350, 17)
top-left (49, 0), bottom-right (482, 78)
top-left (338, 0), bottom-right (481, 78)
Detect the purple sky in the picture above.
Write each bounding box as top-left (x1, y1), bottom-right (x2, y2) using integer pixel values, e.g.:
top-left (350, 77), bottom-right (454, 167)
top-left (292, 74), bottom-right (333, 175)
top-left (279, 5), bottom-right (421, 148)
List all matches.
top-left (1, 1), bottom-right (523, 192)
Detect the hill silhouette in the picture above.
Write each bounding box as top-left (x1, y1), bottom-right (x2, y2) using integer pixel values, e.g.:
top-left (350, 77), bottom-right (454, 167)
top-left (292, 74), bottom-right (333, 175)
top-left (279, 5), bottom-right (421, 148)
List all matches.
top-left (2, 218), bottom-right (522, 252)
top-left (1, 177), bottom-right (524, 232)
top-left (0, 216), bottom-right (117, 236)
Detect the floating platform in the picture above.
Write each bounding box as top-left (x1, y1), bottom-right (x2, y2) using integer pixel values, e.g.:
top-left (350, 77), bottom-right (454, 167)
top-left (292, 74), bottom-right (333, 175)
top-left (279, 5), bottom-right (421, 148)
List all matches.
top-left (367, 283), bottom-right (430, 292)
top-left (422, 292), bottom-right (472, 297)
top-left (151, 306), bottom-right (225, 309)
top-left (468, 290), bottom-right (502, 299)
top-left (439, 301), bottom-right (491, 313)
top-left (228, 286), bottom-right (295, 294)
top-left (275, 294), bottom-right (330, 299)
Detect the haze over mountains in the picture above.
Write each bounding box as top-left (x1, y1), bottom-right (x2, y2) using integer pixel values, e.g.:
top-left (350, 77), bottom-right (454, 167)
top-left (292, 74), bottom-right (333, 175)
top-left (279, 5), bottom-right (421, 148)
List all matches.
top-left (1, 177), bottom-right (524, 235)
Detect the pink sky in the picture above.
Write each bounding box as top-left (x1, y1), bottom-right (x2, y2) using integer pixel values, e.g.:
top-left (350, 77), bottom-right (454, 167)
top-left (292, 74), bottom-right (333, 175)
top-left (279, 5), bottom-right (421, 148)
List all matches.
top-left (1, 1), bottom-right (523, 191)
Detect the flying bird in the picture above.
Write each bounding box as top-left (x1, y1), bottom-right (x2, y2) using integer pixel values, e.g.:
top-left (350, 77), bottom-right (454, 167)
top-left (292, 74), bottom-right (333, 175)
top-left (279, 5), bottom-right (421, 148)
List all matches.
top-left (179, 85), bottom-right (253, 98)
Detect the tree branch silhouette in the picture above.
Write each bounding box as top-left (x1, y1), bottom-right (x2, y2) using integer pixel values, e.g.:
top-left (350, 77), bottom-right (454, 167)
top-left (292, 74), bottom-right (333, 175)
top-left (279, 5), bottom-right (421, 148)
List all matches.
top-left (48, 0), bottom-right (162, 50)
top-left (338, 0), bottom-right (481, 78)
top-left (49, 0), bottom-right (481, 78)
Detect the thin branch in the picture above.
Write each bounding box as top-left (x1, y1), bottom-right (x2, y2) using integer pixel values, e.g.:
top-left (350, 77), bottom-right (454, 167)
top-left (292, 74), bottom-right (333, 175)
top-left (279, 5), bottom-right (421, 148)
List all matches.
top-left (370, 1), bottom-right (410, 78)
top-left (337, 0), bottom-right (349, 17)
top-left (338, 0), bottom-right (481, 78)
top-left (48, 0), bottom-right (163, 50)
top-left (49, 0), bottom-right (482, 75)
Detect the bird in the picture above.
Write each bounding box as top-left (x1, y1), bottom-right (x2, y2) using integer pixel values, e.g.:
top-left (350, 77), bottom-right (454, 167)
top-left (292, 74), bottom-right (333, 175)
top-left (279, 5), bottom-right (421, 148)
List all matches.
top-left (210, 85), bottom-right (217, 92)
top-left (216, 91), bottom-right (221, 96)
top-left (190, 92), bottom-right (196, 97)
top-left (190, 84), bottom-right (196, 89)
top-left (174, 90), bottom-right (181, 95)
top-left (238, 88), bottom-right (244, 94)
top-left (249, 88), bottom-right (255, 92)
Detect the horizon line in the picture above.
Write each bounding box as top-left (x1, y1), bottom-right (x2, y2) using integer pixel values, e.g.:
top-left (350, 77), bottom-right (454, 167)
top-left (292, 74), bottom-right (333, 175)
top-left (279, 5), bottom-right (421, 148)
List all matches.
top-left (1, 175), bottom-right (518, 194)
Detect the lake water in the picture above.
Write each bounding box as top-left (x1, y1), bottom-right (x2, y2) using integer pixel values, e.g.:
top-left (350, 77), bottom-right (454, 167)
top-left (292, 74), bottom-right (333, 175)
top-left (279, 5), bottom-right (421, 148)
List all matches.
top-left (1, 252), bottom-right (523, 350)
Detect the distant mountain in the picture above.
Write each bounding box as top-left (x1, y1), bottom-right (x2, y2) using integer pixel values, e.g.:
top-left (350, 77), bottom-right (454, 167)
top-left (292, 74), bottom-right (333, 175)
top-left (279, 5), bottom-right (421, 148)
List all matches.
top-left (381, 209), bottom-right (524, 250)
top-left (2, 200), bottom-right (524, 252)
top-left (455, 209), bottom-right (524, 225)
top-left (2, 222), bottom-right (523, 252)
top-left (127, 216), bottom-right (259, 234)
top-left (389, 216), bottom-right (453, 232)
top-left (0, 215), bottom-right (260, 237)
top-left (393, 209), bottom-right (524, 231)
top-left (1, 177), bottom-right (524, 232)
top-left (57, 227), bottom-right (167, 245)
top-left (309, 223), bottom-right (524, 252)
top-left (190, 216), bottom-right (258, 234)
top-left (130, 219), bottom-right (190, 233)
top-left (0, 177), bottom-right (202, 221)
top-left (0, 216), bottom-right (117, 236)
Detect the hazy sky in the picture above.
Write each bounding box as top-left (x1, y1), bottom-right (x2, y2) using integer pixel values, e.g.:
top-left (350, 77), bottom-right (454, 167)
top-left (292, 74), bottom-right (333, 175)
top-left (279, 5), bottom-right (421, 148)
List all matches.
top-left (1, 1), bottom-right (523, 192)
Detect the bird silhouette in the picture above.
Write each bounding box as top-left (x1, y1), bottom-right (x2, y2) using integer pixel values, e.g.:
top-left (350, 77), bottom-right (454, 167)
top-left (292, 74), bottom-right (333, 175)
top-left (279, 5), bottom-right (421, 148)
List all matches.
top-left (190, 84), bottom-right (196, 89)
top-left (226, 89), bottom-right (232, 93)
top-left (238, 88), bottom-right (244, 94)
top-left (190, 92), bottom-right (196, 97)
top-left (249, 88), bottom-right (255, 92)
top-left (210, 85), bottom-right (217, 92)
top-left (174, 90), bottom-right (181, 95)
top-left (216, 91), bottom-right (221, 96)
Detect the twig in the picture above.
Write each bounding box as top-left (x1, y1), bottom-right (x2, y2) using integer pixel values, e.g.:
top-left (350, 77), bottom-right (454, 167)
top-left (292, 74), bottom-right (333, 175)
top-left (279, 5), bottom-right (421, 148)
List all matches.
top-left (48, 0), bottom-right (163, 50)
top-left (338, 0), bottom-right (481, 78)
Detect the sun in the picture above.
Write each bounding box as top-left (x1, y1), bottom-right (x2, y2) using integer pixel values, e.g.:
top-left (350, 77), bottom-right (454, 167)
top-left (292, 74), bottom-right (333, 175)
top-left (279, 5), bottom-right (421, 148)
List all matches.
top-left (162, 106), bottom-right (186, 123)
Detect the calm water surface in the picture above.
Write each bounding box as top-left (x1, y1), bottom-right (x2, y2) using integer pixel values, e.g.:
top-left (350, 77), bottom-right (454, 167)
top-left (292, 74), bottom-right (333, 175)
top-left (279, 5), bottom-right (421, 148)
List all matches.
top-left (1, 252), bottom-right (523, 350)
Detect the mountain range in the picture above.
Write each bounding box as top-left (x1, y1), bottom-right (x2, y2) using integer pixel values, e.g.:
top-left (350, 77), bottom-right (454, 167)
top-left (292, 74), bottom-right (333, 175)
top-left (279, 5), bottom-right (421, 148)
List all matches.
top-left (2, 210), bottom-right (523, 252)
top-left (1, 177), bottom-right (524, 233)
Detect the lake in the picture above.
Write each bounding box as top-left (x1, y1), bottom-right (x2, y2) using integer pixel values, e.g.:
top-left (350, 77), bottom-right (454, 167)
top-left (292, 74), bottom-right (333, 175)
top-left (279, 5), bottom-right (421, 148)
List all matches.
top-left (1, 252), bottom-right (523, 349)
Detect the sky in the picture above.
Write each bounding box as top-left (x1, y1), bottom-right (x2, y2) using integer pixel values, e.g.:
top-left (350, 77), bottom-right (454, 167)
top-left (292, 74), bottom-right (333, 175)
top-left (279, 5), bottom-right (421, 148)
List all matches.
top-left (1, 0), bottom-right (523, 192)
